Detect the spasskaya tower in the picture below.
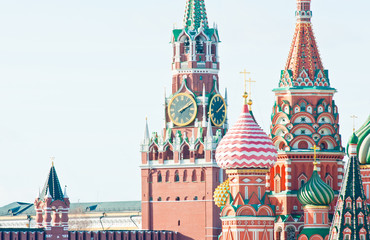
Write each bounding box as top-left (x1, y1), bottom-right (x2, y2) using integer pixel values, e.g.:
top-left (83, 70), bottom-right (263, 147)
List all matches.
top-left (140, 0), bottom-right (226, 239)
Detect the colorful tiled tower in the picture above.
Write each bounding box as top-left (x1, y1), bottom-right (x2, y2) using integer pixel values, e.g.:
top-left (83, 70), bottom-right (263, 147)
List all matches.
top-left (269, 0), bottom-right (345, 236)
top-left (214, 94), bottom-right (278, 240)
top-left (355, 116), bottom-right (370, 201)
top-left (34, 163), bottom-right (70, 240)
top-left (140, 0), bottom-right (226, 239)
top-left (297, 154), bottom-right (334, 240)
top-left (328, 133), bottom-right (370, 239)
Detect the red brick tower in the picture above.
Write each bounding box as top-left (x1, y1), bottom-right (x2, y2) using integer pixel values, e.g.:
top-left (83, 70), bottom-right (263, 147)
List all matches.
top-left (269, 0), bottom-right (345, 237)
top-left (140, 0), bottom-right (226, 239)
top-left (34, 163), bottom-right (70, 240)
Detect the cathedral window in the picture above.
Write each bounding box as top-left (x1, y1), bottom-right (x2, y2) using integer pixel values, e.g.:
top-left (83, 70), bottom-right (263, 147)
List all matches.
top-left (157, 172), bottom-right (162, 182)
top-left (322, 213), bottom-right (325, 224)
top-left (344, 235), bottom-right (350, 240)
top-left (301, 129), bottom-right (306, 134)
top-left (245, 186), bottom-right (249, 200)
top-left (301, 117), bottom-right (306, 122)
top-left (359, 216), bottom-right (364, 224)
top-left (157, 197), bottom-right (162, 201)
top-left (313, 213), bottom-right (317, 224)
top-left (194, 196), bottom-right (198, 200)
top-left (175, 197), bottom-right (180, 201)
top-left (345, 217), bottom-right (350, 225)
top-left (195, 36), bottom-right (205, 54)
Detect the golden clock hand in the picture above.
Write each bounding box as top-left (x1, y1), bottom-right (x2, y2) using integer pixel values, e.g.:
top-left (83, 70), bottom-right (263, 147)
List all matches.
top-left (178, 102), bottom-right (193, 113)
top-left (216, 104), bottom-right (224, 113)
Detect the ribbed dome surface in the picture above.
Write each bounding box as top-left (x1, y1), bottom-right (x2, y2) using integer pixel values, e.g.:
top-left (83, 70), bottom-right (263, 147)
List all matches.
top-left (215, 103), bottom-right (277, 169)
top-left (297, 170), bottom-right (334, 206)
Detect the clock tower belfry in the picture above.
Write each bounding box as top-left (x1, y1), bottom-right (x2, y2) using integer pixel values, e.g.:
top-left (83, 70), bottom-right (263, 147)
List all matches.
top-left (140, 0), bottom-right (226, 239)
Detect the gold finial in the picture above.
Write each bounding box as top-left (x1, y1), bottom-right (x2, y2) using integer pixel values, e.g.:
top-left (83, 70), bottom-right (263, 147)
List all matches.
top-left (350, 115), bottom-right (358, 133)
top-left (311, 145), bottom-right (320, 170)
top-left (50, 157), bottom-right (55, 166)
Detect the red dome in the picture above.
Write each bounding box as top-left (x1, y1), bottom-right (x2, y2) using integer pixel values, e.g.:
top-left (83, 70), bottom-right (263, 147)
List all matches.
top-left (216, 103), bottom-right (277, 169)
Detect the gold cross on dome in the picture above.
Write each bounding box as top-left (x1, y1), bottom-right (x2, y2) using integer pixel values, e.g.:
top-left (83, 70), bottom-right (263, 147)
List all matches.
top-left (246, 77), bottom-right (256, 101)
top-left (311, 145), bottom-right (320, 170)
top-left (350, 115), bottom-right (358, 133)
top-left (240, 69), bottom-right (251, 92)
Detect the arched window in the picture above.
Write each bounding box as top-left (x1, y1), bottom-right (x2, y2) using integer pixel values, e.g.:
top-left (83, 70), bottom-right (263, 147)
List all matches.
top-left (300, 180), bottom-right (305, 188)
top-left (166, 170), bottom-right (170, 182)
top-left (164, 145), bottom-right (173, 160)
top-left (196, 145), bottom-right (205, 159)
top-left (149, 146), bottom-right (159, 160)
top-left (182, 145), bottom-right (190, 160)
top-left (195, 35), bottom-right (205, 54)
top-left (286, 226), bottom-right (295, 240)
top-left (175, 197), bottom-right (180, 201)
top-left (194, 196), bottom-right (198, 200)
top-left (174, 170), bottom-right (179, 182)
top-left (201, 170), bottom-right (205, 182)
top-left (157, 197), bottom-right (162, 201)
top-left (192, 170), bottom-right (197, 182)
top-left (183, 170), bottom-right (187, 182)
top-left (157, 171), bottom-right (162, 182)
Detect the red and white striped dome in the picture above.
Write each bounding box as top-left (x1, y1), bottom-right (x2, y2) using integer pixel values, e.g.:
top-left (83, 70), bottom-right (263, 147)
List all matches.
top-left (216, 102), bottom-right (277, 169)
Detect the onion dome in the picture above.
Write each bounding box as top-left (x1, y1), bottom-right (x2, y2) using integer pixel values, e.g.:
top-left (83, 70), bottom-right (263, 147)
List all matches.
top-left (349, 132), bottom-right (359, 145)
top-left (215, 96), bottom-right (277, 169)
top-left (213, 179), bottom-right (230, 208)
top-left (297, 170), bottom-right (334, 206)
top-left (354, 115), bottom-right (370, 164)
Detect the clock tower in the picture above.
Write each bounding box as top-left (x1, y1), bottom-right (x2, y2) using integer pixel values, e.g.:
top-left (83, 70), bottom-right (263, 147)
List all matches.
top-left (140, 0), bottom-right (226, 239)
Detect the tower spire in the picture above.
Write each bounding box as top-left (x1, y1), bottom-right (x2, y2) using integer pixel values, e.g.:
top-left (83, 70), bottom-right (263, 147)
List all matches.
top-left (183, 0), bottom-right (209, 30)
top-left (280, 0), bottom-right (328, 87)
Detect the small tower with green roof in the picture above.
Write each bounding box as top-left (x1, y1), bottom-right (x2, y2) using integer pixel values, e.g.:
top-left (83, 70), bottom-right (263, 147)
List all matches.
top-left (328, 133), bottom-right (370, 240)
top-left (34, 162), bottom-right (70, 240)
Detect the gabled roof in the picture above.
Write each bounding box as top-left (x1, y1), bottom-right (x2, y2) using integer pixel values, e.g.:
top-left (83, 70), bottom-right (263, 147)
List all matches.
top-left (39, 164), bottom-right (64, 201)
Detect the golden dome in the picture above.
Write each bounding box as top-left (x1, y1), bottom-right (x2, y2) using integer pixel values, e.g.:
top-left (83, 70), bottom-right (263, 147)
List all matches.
top-left (213, 179), bottom-right (230, 207)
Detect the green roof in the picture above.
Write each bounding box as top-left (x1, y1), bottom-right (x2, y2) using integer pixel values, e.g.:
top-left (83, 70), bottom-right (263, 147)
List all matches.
top-left (40, 164), bottom-right (64, 201)
top-left (0, 201), bottom-right (141, 217)
top-left (299, 228), bottom-right (329, 239)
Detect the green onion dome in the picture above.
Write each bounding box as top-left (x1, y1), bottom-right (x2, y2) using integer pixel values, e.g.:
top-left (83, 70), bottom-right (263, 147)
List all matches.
top-left (297, 170), bottom-right (334, 206)
top-left (354, 115), bottom-right (370, 164)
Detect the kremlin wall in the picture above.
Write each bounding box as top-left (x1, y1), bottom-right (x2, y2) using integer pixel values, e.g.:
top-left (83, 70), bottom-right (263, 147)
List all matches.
top-left (1, 0), bottom-right (370, 240)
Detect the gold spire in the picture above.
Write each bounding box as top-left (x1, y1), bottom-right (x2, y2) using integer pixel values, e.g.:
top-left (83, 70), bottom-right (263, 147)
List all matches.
top-left (50, 156), bottom-right (55, 167)
top-left (350, 115), bottom-right (358, 133)
top-left (311, 145), bottom-right (320, 171)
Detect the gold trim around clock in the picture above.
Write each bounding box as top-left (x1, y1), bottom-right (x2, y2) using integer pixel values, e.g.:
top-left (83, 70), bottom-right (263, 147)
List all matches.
top-left (209, 94), bottom-right (227, 127)
top-left (167, 93), bottom-right (197, 127)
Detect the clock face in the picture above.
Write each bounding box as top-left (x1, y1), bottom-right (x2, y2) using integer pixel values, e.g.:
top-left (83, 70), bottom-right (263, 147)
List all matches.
top-left (209, 94), bottom-right (227, 127)
top-left (168, 93), bottom-right (197, 126)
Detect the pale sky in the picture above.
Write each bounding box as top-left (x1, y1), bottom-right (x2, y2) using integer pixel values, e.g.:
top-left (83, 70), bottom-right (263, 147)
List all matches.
top-left (0, 0), bottom-right (369, 206)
